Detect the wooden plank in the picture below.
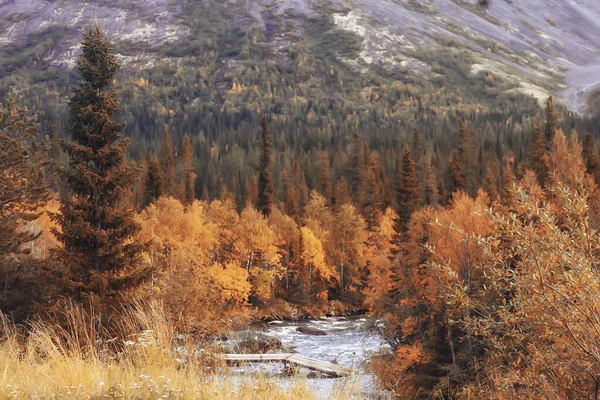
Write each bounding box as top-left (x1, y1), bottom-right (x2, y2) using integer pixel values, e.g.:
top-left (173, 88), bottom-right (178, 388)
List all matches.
top-left (287, 354), bottom-right (353, 377)
top-left (222, 353), bottom-right (293, 362)
top-left (220, 353), bottom-right (354, 377)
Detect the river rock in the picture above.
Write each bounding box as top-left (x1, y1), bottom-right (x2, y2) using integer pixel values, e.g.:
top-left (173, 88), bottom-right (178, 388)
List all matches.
top-left (230, 332), bottom-right (284, 353)
top-left (296, 326), bottom-right (327, 336)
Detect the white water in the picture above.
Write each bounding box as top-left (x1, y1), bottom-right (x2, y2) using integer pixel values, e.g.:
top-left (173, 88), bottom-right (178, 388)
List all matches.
top-left (224, 316), bottom-right (390, 399)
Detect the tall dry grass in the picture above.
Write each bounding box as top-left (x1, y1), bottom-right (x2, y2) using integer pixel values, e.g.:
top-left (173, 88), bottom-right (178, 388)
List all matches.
top-left (0, 301), bottom-right (363, 399)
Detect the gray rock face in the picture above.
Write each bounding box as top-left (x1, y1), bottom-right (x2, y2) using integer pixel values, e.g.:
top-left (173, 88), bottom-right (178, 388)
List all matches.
top-left (2, 0), bottom-right (600, 112)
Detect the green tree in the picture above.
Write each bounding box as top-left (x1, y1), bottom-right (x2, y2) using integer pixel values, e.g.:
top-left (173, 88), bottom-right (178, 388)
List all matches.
top-left (527, 119), bottom-right (549, 187)
top-left (180, 134), bottom-right (196, 206)
top-left (257, 115), bottom-right (274, 216)
top-left (545, 95), bottom-right (557, 148)
top-left (363, 152), bottom-right (385, 231)
top-left (423, 161), bottom-right (440, 207)
top-left (143, 152), bottom-right (163, 207)
top-left (396, 144), bottom-right (420, 234)
top-left (159, 126), bottom-right (175, 196)
top-left (350, 132), bottom-right (366, 204)
top-left (53, 24), bottom-right (147, 307)
top-left (582, 132), bottom-right (599, 182)
top-left (282, 170), bottom-right (300, 222)
top-left (317, 151), bottom-right (333, 205)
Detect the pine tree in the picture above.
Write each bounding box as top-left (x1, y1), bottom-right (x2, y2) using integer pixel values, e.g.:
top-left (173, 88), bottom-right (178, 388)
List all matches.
top-left (412, 126), bottom-right (425, 159)
top-left (545, 95), bottom-right (557, 149)
top-left (448, 149), bottom-right (464, 193)
top-left (484, 156), bottom-right (499, 201)
top-left (582, 132), bottom-right (599, 183)
top-left (292, 160), bottom-right (309, 210)
top-left (501, 156), bottom-right (516, 206)
top-left (350, 132), bottom-right (366, 204)
top-left (412, 126), bottom-right (427, 200)
top-left (282, 170), bottom-right (300, 222)
top-left (333, 177), bottom-right (352, 210)
top-left (363, 152), bottom-right (385, 230)
top-left (528, 119), bottom-right (550, 187)
top-left (317, 151), bottom-right (333, 205)
top-left (396, 144), bottom-right (419, 234)
top-left (159, 126), bottom-right (175, 196)
top-left (249, 174), bottom-right (259, 207)
top-left (257, 115), bottom-right (275, 216)
top-left (143, 153), bottom-right (162, 207)
top-left (423, 161), bottom-right (440, 207)
top-left (53, 24), bottom-right (146, 306)
top-left (180, 134), bottom-right (196, 206)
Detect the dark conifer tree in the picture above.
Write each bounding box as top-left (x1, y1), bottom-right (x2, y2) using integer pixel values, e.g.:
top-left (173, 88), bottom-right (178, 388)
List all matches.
top-left (528, 119), bottom-right (549, 187)
top-left (282, 170), bottom-right (300, 221)
top-left (484, 156), bottom-right (499, 201)
top-left (53, 24), bottom-right (146, 306)
top-left (180, 134), bottom-right (196, 206)
top-left (159, 126), bottom-right (175, 197)
top-left (317, 151), bottom-right (333, 205)
top-left (292, 160), bottom-right (309, 210)
top-left (501, 157), bottom-right (516, 206)
top-left (333, 177), bottom-right (352, 210)
top-left (412, 126), bottom-right (425, 159)
top-left (363, 152), bottom-right (385, 230)
top-left (448, 149), bottom-right (464, 193)
top-left (395, 144), bottom-right (419, 234)
top-left (257, 115), bottom-right (274, 216)
top-left (423, 161), bottom-right (440, 207)
top-left (143, 153), bottom-right (162, 207)
top-left (248, 174), bottom-right (259, 207)
top-left (583, 132), bottom-right (600, 183)
top-left (350, 132), bottom-right (366, 204)
top-left (412, 126), bottom-right (427, 199)
top-left (545, 95), bottom-right (557, 149)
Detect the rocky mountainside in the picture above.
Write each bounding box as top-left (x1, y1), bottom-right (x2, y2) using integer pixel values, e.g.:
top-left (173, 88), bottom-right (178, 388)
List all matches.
top-left (2, 0), bottom-right (600, 114)
top-left (1, 0), bottom-right (600, 153)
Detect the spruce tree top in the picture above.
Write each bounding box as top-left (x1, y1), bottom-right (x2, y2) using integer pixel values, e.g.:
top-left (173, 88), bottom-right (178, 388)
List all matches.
top-left (68, 24), bottom-right (124, 150)
top-left (78, 25), bottom-right (119, 90)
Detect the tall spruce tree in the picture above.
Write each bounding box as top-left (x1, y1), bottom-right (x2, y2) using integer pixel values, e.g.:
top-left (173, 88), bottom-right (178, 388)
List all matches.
top-left (528, 119), bottom-right (550, 187)
top-left (448, 149), bottom-right (464, 193)
top-left (545, 95), bottom-right (557, 149)
top-left (159, 126), bottom-right (175, 196)
top-left (423, 160), bottom-right (440, 207)
top-left (53, 24), bottom-right (146, 306)
top-left (257, 115), bottom-right (274, 216)
top-left (180, 134), bottom-right (196, 206)
top-left (317, 151), bottom-right (333, 205)
top-left (363, 152), bottom-right (385, 231)
top-left (350, 132), bottom-right (366, 204)
top-left (395, 144), bottom-right (419, 234)
top-left (583, 132), bottom-right (600, 183)
top-left (484, 156), bottom-right (500, 201)
top-left (143, 153), bottom-right (163, 207)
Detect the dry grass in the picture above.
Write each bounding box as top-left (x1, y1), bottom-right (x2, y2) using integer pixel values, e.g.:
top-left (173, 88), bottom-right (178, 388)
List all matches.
top-left (0, 302), bottom-right (365, 399)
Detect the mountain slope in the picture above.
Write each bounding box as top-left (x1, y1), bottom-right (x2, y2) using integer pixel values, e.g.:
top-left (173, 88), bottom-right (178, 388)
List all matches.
top-left (2, 0), bottom-right (599, 115)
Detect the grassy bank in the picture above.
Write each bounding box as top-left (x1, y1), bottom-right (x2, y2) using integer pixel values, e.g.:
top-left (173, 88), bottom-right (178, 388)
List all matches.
top-left (0, 303), bottom-right (360, 399)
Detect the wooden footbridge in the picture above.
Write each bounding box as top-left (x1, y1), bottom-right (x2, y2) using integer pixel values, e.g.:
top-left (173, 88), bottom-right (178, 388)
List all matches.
top-left (221, 353), bottom-right (354, 378)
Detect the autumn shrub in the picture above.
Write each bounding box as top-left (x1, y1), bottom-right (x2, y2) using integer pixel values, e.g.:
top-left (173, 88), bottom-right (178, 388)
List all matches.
top-left (429, 171), bottom-right (600, 398)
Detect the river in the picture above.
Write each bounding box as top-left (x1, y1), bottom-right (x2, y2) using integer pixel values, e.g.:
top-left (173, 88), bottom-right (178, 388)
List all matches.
top-left (222, 316), bottom-right (390, 399)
